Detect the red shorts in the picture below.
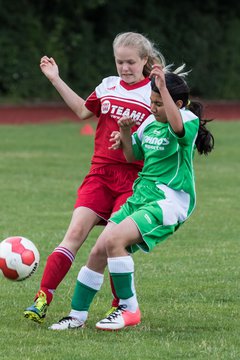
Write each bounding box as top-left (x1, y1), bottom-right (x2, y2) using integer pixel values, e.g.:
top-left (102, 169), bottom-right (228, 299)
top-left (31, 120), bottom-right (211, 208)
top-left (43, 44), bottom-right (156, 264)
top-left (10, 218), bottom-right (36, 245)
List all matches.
top-left (74, 164), bottom-right (140, 225)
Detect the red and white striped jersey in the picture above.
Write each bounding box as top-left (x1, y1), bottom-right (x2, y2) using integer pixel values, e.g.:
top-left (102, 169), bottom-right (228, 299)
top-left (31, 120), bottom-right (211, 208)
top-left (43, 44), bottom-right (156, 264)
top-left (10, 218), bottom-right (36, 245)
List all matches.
top-left (85, 76), bottom-right (152, 168)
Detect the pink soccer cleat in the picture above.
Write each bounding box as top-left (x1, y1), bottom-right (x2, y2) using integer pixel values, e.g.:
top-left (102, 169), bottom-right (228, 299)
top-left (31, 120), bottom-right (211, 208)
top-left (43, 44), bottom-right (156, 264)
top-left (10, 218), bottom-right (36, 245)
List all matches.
top-left (96, 304), bottom-right (141, 331)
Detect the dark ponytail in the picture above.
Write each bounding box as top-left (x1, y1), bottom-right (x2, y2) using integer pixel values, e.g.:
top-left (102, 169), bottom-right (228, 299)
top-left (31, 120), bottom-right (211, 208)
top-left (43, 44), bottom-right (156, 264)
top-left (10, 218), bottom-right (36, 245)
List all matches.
top-left (188, 101), bottom-right (214, 155)
top-left (151, 73), bottom-right (214, 155)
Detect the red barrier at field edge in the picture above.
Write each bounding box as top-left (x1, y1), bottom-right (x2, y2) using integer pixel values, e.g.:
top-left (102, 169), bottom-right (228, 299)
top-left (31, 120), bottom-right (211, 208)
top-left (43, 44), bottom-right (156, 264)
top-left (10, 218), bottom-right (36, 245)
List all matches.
top-left (0, 101), bottom-right (239, 124)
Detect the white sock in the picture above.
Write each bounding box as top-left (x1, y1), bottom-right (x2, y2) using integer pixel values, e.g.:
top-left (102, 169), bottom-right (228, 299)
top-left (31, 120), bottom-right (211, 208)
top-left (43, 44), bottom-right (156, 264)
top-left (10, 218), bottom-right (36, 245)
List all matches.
top-left (119, 295), bottom-right (138, 313)
top-left (69, 309), bottom-right (88, 322)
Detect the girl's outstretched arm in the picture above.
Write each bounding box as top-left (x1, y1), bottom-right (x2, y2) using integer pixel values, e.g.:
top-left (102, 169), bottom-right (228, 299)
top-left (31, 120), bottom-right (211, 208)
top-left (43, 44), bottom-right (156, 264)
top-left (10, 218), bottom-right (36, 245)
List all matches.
top-left (40, 56), bottom-right (93, 120)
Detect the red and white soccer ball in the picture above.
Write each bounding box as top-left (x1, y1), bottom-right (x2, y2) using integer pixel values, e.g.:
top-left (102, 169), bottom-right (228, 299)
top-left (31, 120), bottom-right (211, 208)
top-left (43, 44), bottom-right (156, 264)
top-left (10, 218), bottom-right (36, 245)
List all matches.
top-left (0, 236), bottom-right (40, 281)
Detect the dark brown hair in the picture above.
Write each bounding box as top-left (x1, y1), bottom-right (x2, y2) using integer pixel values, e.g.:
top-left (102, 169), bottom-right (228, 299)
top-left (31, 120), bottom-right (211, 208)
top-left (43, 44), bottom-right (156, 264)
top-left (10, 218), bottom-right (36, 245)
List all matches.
top-left (151, 73), bottom-right (214, 155)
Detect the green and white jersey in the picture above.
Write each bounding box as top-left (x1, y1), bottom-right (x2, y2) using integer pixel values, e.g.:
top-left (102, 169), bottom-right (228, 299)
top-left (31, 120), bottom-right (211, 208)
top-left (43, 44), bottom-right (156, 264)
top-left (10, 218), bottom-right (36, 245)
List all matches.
top-left (132, 108), bottom-right (199, 212)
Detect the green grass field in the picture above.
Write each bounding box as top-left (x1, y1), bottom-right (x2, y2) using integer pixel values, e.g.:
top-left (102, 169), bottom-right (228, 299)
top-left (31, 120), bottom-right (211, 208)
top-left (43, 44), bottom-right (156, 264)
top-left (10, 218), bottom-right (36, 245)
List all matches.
top-left (0, 120), bottom-right (239, 360)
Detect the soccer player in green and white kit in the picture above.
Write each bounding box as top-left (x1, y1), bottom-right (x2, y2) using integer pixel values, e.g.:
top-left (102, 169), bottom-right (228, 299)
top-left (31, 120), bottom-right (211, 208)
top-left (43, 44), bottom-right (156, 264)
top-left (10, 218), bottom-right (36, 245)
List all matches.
top-left (49, 64), bottom-right (214, 331)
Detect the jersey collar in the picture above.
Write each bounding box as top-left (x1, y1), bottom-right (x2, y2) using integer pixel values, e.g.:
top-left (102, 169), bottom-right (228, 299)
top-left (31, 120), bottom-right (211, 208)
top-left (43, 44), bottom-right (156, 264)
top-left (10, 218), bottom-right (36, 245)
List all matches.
top-left (120, 77), bottom-right (150, 90)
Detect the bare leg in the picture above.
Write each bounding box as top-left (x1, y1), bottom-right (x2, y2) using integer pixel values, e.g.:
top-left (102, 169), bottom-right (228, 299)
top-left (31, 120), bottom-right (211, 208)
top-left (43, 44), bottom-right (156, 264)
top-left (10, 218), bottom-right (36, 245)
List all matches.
top-left (37, 207), bottom-right (101, 302)
top-left (60, 206), bottom-right (101, 255)
top-left (86, 222), bottom-right (117, 273)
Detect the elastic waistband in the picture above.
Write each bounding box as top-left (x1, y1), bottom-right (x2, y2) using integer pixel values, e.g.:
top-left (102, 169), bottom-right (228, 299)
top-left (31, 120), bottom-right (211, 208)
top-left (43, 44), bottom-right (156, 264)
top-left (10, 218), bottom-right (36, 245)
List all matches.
top-left (90, 163), bottom-right (142, 172)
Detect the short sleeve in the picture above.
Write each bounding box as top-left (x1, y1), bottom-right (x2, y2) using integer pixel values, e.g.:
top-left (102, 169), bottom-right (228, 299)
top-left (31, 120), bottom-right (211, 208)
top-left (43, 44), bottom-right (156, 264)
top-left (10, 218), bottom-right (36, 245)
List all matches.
top-left (169, 109), bottom-right (199, 146)
top-left (85, 91), bottom-right (101, 117)
top-left (132, 132), bottom-right (144, 160)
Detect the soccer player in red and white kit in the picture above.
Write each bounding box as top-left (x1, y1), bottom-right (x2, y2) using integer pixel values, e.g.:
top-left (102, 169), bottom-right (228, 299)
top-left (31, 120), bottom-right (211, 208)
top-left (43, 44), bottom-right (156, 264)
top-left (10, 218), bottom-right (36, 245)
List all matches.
top-left (24, 32), bottom-right (166, 323)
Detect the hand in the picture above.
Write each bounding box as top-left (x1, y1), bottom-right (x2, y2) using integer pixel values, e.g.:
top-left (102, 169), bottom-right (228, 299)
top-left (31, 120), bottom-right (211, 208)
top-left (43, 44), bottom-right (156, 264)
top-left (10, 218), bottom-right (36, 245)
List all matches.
top-left (109, 131), bottom-right (121, 150)
top-left (118, 116), bottom-right (136, 129)
top-left (150, 64), bottom-right (166, 92)
top-left (40, 56), bottom-right (59, 82)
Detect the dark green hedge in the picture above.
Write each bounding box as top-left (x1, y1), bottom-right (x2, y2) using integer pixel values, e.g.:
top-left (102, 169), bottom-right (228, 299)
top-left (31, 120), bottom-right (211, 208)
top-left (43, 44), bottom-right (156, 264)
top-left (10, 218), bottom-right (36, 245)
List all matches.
top-left (0, 0), bottom-right (239, 102)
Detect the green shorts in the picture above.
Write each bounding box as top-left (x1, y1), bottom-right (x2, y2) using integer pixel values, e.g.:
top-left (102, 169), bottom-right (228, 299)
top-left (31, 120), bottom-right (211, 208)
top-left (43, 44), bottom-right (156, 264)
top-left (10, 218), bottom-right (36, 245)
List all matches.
top-left (110, 178), bottom-right (191, 253)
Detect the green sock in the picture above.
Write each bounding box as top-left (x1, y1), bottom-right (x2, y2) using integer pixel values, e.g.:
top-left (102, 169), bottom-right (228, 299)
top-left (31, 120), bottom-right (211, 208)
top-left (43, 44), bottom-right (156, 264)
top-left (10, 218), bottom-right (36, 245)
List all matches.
top-left (71, 280), bottom-right (98, 311)
top-left (108, 256), bottom-right (135, 300)
top-left (110, 272), bottom-right (134, 299)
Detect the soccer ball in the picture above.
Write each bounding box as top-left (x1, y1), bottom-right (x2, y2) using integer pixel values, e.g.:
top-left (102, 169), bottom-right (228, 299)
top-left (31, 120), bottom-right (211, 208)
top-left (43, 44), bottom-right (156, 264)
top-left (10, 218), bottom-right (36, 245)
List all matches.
top-left (0, 236), bottom-right (40, 281)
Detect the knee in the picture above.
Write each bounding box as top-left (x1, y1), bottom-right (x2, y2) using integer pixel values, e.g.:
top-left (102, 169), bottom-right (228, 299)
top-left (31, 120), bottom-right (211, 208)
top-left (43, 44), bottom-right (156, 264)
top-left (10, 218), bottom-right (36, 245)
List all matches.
top-left (104, 232), bottom-right (119, 254)
top-left (89, 243), bottom-right (106, 261)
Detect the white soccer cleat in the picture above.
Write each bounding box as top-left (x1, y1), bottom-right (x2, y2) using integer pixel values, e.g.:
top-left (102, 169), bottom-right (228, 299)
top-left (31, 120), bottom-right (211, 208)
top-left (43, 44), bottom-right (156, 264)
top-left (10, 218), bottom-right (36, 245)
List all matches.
top-left (48, 316), bottom-right (85, 330)
top-left (96, 304), bottom-right (141, 331)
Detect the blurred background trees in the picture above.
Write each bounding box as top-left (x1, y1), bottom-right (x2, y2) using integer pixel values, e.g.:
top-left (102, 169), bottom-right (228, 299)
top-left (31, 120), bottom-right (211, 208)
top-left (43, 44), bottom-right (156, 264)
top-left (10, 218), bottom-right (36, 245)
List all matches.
top-left (0, 0), bottom-right (239, 103)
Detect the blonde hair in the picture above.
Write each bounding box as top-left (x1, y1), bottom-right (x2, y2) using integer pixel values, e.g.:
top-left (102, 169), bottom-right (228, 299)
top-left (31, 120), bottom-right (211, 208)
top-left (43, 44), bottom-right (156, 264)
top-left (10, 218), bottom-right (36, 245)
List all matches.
top-left (113, 32), bottom-right (166, 77)
top-left (164, 63), bottom-right (191, 78)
